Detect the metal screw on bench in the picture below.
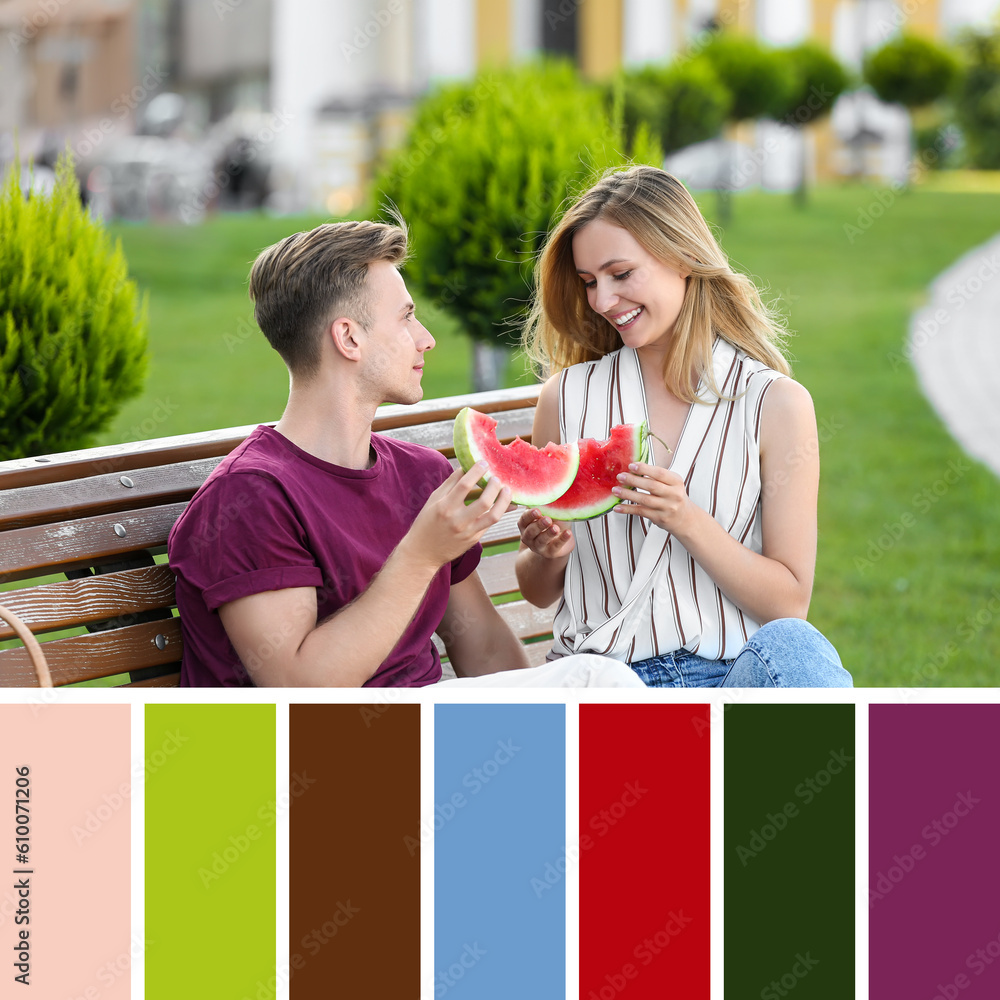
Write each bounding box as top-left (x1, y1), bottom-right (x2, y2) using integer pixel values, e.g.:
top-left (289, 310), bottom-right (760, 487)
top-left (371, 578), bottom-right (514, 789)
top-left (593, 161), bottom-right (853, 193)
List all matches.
top-left (34, 457), bottom-right (50, 463)
top-left (114, 523), bottom-right (127, 537)
top-left (154, 634), bottom-right (168, 650)
top-left (120, 476), bottom-right (134, 488)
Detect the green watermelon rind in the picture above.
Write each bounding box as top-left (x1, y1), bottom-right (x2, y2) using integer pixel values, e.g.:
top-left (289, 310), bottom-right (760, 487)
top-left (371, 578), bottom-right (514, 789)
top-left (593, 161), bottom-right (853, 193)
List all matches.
top-left (535, 421), bottom-right (651, 521)
top-left (452, 406), bottom-right (581, 507)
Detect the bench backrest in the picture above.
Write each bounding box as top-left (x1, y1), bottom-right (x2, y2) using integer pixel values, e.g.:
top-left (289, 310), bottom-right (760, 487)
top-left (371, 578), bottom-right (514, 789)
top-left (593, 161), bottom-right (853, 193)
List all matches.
top-left (0, 385), bottom-right (549, 687)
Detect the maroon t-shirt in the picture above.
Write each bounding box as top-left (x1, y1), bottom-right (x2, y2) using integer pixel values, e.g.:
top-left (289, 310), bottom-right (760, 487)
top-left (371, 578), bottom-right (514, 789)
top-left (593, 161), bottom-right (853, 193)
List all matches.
top-left (168, 426), bottom-right (480, 687)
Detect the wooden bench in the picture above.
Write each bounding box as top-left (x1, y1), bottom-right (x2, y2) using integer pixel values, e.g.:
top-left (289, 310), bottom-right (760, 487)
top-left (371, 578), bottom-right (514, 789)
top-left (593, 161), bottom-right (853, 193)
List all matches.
top-left (0, 385), bottom-right (556, 687)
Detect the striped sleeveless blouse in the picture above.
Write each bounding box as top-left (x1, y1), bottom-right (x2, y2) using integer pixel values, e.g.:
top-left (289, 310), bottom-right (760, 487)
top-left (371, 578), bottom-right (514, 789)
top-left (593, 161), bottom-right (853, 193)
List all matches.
top-left (548, 337), bottom-right (786, 663)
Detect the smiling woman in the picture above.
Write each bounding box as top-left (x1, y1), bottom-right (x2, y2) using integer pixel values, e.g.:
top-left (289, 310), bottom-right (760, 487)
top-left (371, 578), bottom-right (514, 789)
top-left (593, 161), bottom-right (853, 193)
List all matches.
top-left (516, 165), bottom-right (852, 688)
top-left (573, 217), bottom-right (690, 357)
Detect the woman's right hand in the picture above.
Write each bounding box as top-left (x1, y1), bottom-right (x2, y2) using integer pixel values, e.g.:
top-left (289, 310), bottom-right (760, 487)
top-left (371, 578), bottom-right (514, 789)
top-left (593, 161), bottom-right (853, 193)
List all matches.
top-left (518, 509), bottom-right (575, 560)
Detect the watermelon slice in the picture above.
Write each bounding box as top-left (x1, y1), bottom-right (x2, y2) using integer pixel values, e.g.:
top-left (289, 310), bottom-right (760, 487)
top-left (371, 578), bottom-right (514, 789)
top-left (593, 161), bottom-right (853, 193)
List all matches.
top-left (535, 422), bottom-right (651, 521)
top-left (453, 407), bottom-right (580, 507)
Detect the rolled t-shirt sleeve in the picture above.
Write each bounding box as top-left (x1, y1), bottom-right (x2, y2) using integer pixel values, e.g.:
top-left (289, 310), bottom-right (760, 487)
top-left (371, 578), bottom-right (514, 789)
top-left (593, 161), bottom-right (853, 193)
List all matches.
top-left (171, 472), bottom-right (323, 611)
top-left (451, 543), bottom-right (482, 585)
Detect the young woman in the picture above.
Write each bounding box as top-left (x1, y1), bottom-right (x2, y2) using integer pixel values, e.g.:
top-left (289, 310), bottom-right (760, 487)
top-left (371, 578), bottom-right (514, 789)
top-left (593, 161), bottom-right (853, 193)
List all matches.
top-left (515, 165), bottom-right (851, 687)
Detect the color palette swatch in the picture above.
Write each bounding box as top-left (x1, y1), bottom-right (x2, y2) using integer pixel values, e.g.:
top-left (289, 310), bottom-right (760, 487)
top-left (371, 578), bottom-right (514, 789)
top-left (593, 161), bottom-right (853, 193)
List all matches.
top-left (22, 697), bottom-right (995, 997)
top-left (580, 704), bottom-right (710, 998)
top-left (289, 703), bottom-right (420, 997)
top-left (0, 704), bottom-right (130, 999)
top-left (145, 704), bottom-right (275, 1000)
top-left (870, 704), bottom-right (1000, 999)
top-left (435, 703), bottom-right (566, 998)
top-left (725, 704), bottom-right (855, 998)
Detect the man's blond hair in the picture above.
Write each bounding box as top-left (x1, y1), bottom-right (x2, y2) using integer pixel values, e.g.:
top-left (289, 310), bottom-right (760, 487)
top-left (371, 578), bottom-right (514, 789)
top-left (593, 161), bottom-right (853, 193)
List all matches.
top-left (249, 219), bottom-right (409, 377)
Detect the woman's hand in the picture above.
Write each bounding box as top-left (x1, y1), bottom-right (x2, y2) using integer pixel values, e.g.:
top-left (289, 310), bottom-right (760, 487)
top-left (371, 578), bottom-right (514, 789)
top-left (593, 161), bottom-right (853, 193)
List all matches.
top-left (611, 462), bottom-right (693, 533)
top-left (518, 508), bottom-right (576, 560)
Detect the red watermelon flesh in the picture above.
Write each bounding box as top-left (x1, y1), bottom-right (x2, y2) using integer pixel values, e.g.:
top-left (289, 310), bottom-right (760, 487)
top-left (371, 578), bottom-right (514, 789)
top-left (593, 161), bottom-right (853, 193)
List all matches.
top-left (453, 406), bottom-right (580, 507)
top-left (534, 422), bottom-right (650, 520)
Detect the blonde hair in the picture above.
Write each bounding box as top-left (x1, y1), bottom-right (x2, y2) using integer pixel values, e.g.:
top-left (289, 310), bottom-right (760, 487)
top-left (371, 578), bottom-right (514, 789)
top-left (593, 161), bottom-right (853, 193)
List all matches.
top-left (522, 165), bottom-right (790, 401)
top-left (249, 218), bottom-right (409, 377)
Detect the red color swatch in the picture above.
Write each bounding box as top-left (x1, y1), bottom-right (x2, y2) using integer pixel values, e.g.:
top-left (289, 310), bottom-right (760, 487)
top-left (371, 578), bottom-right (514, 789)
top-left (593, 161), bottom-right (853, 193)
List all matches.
top-left (580, 704), bottom-right (710, 999)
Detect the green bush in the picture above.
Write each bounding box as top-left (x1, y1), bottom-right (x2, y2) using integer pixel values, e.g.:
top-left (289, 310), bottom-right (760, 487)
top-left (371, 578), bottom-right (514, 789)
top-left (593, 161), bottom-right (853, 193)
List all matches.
top-left (617, 58), bottom-right (732, 155)
top-left (377, 61), bottom-right (662, 361)
top-left (775, 42), bottom-right (850, 128)
top-left (863, 32), bottom-right (960, 109)
top-left (701, 33), bottom-right (797, 122)
top-left (954, 28), bottom-right (1000, 168)
top-left (0, 154), bottom-right (148, 460)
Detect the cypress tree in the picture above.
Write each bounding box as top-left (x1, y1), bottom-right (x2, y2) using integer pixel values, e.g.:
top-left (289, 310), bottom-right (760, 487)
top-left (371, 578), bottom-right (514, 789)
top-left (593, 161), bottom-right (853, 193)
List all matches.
top-left (0, 153), bottom-right (149, 459)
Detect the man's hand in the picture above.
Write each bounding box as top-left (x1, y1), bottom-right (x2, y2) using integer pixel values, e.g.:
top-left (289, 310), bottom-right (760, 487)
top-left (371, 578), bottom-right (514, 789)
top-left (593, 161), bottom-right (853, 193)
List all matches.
top-left (401, 461), bottom-right (512, 570)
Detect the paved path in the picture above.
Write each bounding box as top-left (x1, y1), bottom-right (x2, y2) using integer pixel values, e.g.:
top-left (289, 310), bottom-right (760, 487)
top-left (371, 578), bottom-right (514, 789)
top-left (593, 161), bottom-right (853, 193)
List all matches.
top-left (908, 234), bottom-right (1000, 479)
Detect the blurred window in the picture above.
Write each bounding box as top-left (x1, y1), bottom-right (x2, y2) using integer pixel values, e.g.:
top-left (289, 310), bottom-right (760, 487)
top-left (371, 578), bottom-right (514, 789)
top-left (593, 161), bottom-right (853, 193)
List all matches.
top-left (541, 0), bottom-right (578, 59)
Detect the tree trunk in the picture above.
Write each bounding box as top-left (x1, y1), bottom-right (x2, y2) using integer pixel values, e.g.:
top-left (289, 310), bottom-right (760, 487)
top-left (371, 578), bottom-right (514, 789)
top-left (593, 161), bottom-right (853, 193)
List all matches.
top-left (793, 128), bottom-right (808, 209)
top-left (715, 133), bottom-right (734, 228)
top-left (471, 341), bottom-right (507, 392)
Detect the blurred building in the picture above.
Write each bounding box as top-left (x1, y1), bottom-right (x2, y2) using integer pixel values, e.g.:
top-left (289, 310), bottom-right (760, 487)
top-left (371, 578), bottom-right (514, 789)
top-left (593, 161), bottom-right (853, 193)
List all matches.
top-left (262, 0), bottom-right (983, 209)
top-left (0, 0), bottom-right (135, 151)
top-left (3, 0), bottom-right (997, 213)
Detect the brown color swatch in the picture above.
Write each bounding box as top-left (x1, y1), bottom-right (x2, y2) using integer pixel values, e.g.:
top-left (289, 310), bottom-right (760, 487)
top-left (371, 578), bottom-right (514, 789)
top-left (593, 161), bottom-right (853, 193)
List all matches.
top-left (290, 704), bottom-right (420, 997)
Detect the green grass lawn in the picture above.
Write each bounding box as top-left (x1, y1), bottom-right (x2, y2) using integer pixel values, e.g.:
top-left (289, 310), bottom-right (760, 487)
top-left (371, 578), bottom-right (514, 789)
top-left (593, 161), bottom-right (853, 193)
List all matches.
top-left (8, 187), bottom-right (1000, 685)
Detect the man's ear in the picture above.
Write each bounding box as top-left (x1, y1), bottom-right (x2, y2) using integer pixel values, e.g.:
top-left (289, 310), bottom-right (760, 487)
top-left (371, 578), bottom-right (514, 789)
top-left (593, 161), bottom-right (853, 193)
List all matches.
top-left (328, 317), bottom-right (363, 362)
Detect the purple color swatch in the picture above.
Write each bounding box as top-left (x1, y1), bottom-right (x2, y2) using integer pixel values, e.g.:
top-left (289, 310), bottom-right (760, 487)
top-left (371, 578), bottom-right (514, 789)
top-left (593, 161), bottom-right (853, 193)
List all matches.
top-left (870, 705), bottom-right (1000, 999)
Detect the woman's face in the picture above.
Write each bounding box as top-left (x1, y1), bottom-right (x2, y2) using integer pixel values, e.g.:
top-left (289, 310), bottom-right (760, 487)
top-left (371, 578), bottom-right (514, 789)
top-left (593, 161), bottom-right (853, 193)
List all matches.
top-left (572, 218), bottom-right (690, 356)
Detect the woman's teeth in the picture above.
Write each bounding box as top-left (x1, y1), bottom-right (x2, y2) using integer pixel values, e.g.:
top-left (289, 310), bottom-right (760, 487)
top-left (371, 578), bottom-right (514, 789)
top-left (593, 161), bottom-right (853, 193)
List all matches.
top-left (615, 307), bottom-right (643, 326)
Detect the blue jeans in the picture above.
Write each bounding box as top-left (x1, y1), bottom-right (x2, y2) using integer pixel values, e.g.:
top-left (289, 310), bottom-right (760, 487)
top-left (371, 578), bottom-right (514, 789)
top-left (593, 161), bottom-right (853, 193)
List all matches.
top-left (629, 618), bottom-right (852, 688)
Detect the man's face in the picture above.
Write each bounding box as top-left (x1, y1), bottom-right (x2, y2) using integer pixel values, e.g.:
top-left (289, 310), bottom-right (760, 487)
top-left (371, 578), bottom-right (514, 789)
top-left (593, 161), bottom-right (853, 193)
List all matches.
top-left (357, 261), bottom-right (435, 406)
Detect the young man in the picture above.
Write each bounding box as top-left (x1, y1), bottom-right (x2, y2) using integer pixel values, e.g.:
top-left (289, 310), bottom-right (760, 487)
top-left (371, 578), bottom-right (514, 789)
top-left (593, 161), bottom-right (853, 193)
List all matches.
top-left (168, 218), bottom-right (532, 686)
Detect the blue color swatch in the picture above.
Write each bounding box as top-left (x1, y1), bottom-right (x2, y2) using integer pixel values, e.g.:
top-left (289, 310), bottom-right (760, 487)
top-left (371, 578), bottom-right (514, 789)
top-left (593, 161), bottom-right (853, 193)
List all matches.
top-left (435, 704), bottom-right (566, 999)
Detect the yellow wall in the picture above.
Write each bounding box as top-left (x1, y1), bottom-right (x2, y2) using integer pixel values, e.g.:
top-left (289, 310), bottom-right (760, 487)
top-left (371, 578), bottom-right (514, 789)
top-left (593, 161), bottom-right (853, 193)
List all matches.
top-left (476, 0), bottom-right (511, 67)
top-left (580, 0), bottom-right (624, 79)
top-left (903, 0), bottom-right (941, 37)
top-left (811, 0), bottom-right (836, 43)
top-left (717, 0), bottom-right (755, 34)
top-left (809, 0), bottom-right (840, 181)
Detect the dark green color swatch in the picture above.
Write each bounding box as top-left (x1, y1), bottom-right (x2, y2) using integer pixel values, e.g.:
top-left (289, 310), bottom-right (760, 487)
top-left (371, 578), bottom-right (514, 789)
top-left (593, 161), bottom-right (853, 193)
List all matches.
top-left (725, 704), bottom-right (854, 999)
top-left (146, 704), bottom-right (276, 1000)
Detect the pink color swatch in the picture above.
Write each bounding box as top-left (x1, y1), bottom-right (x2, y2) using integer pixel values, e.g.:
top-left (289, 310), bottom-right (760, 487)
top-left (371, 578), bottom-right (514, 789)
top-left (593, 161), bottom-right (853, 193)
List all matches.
top-left (0, 705), bottom-right (131, 999)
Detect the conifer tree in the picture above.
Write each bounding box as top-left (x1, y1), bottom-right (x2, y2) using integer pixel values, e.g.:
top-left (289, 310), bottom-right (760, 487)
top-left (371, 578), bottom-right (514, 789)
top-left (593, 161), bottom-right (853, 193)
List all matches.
top-left (377, 61), bottom-right (662, 390)
top-left (0, 154), bottom-right (149, 460)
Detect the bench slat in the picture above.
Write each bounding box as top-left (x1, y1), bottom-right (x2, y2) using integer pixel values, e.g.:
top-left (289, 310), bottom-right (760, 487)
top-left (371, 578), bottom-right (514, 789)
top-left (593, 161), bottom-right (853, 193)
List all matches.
top-left (0, 565), bottom-right (176, 639)
top-left (381, 407), bottom-right (535, 455)
top-left (0, 504), bottom-right (185, 583)
top-left (0, 618), bottom-right (183, 686)
top-left (1, 502), bottom-right (520, 582)
top-left (372, 384), bottom-right (540, 431)
top-left (0, 458), bottom-right (221, 533)
top-left (480, 509), bottom-right (523, 547)
top-left (0, 410), bottom-right (536, 534)
top-left (434, 598), bottom-right (556, 650)
top-left (0, 426), bottom-right (262, 491)
top-left (127, 672), bottom-right (181, 687)
top-left (523, 642), bottom-right (553, 667)
top-left (494, 599), bottom-right (559, 641)
top-left (476, 550), bottom-right (520, 597)
top-left (0, 385), bottom-right (541, 490)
